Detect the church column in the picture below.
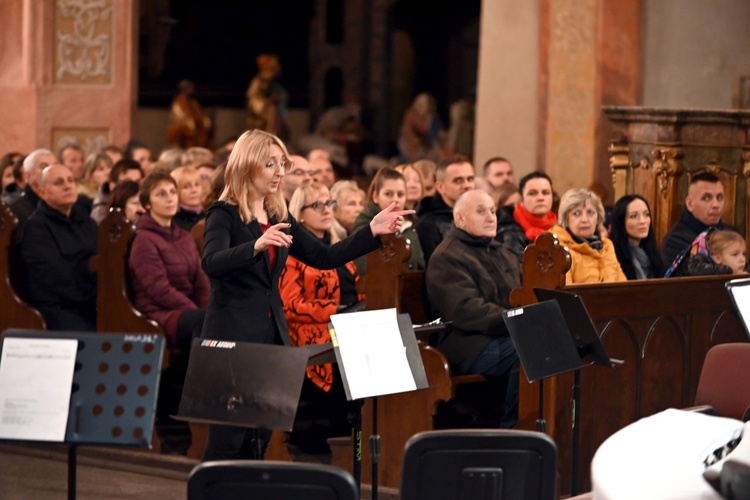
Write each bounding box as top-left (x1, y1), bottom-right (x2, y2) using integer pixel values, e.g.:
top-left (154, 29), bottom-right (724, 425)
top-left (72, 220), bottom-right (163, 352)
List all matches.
top-left (475, 0), bottom-right (642, 203)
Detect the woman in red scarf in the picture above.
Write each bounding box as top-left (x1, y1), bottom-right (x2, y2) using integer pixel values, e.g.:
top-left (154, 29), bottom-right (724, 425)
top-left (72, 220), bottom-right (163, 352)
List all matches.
top-left (495, 171), bottom-right (557, 264)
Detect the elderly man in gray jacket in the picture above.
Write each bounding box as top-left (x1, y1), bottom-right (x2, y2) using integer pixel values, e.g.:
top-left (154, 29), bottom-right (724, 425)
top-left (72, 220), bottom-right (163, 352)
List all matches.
top-left (426, 189), bottom-right (521, 428)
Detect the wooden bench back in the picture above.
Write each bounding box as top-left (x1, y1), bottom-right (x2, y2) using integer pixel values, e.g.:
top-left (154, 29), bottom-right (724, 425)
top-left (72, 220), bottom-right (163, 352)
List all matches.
top-left (514, 231), bottom-right (747, 493)
top-left (88, 208), bottom-right (164, 337)
top-left (0, 199), bottom-right (46, 331)
top-left (365, 232), bottom-right (430, 323)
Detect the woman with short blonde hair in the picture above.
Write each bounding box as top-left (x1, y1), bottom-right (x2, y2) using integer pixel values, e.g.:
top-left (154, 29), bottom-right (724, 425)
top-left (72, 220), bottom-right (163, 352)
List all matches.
top-left (548, 188), bottom-right (625, 283)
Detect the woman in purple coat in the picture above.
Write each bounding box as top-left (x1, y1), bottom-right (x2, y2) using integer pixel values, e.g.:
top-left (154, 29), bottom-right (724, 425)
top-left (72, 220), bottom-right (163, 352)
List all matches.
top-left (128, 171), bottom-right (209, 350)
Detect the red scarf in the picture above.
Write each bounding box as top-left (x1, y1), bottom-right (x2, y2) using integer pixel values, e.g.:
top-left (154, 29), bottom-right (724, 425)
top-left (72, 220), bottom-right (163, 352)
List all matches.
top-left (513, 203), bottom-right (557, 242)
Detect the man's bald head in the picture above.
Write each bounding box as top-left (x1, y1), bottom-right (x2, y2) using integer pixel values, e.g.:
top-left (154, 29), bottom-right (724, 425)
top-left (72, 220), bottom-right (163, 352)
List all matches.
top-left (453, 189), bottom-right (497, 239)
top-left (40, 164), bottom-right (78, 216)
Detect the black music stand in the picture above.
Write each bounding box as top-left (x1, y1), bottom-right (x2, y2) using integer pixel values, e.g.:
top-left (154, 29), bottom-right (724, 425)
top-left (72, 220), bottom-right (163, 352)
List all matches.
top-left (0, 329), bottom-right (164, 500)
top-left (502, 294), bottom-right (621, 496)
top-left (175, 338), bottom-right (311, 459)
top-left (328, 311), bottom-right (429, 499)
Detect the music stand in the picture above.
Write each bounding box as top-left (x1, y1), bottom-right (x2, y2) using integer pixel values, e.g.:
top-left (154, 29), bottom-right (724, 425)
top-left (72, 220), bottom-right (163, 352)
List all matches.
top-left (328, 310), bottom-right (429, 499)
top-left (502, 293), bottom-right (621, 496)
top-left (0, 329), bottom-right (164, 500)
top-left (175, 338), bottom-right (311, 459)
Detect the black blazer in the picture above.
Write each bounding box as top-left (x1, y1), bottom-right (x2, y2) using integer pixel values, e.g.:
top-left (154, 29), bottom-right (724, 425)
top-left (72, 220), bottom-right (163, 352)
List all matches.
top-left (200, 201), bottom-right (380, 345)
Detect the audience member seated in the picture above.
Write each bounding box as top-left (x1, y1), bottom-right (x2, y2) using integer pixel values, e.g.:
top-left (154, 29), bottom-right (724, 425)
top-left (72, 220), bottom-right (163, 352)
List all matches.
top-left (279, 181), bottom-right (363, 449)
top-left (495, 172), bottom-right (557, 264)
top-left (548, 188), bottom-right (626, 284)
top-left (107, 180), bottom-right (143, 222)
top-left (153, 147), bottom-right (185, 173)
top-left (683, 229), bottom-right (748, 276)
top-left (124, 139), bottom-right (155, 176)
top-left (352, 167), bottom-right (424, 275)
top-left (609, 194), bottom-right (663, 279)
top-left (483, 156), bottom-right (515, 190)
top-left (77, 152), bottom-right (113, 202)
top-left (395, 163), bottom-right (426, 211)
top-left (308, 148), bottom-right (336, 188)
top-left (183, 147), bottom-right (214, 166)
top-left (415, 155), bottom-right (476, 264)
top-left (102, 144), bottom-right (124, 164)
top-left (196, 162), bottom-right (217, 199)
top-left (1, 152), bottom-right (21, 190)
top-left (280, 181), bottom-right (363, 391)
top-left (330, 180), bottom-right (365, 240)
top-left (10, 148), bottom-right (57, 226)
top-left (128, 172), bottom-right (209, 351)
top-left (425, 189), bottom-right (520, 428)
top-left (91, 159), bottom-right (144, 224)
top-left (170, 166), bottom-right (206, 231)
top-left (661, 172), bottom-right (730, 277)
top-left (413, 159), bottom-right (437, 197)
top-left (280, 155), bottom-right (313, 204)
top-left (1, 152), bottom-right (25, 204)
top-left (58, 143), bottom-right (85, 180)
top-left (19, 164), bottom-right (98, 330)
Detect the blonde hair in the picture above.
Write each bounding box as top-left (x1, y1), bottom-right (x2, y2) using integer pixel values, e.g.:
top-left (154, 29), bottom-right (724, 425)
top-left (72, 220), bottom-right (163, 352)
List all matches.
top-left (413, 159), bottom-right (436, 184)
top-left (330, 180), bottom-right (365, 207)
top-left (709, 230), bottom-right (747, 258)
top-left (394, 163), bottom-right (425, 201)
top-left (170, 165), bottom-right (200, 187)
top-left (558, 188), bottom-right (606, 236)
top-left (288, 182), bottom-right (340, 243)
top-left (220, 129), bottom-right (289, 223)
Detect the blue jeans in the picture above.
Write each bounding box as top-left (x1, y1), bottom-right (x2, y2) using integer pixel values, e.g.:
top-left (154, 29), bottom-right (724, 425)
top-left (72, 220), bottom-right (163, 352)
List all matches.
top-left (468, 336), bottom-right (520, 428)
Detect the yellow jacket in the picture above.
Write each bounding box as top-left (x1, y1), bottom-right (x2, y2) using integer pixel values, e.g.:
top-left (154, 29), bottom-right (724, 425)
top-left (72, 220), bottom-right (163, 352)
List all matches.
top-left (548, 225), bottom-right (627, 284)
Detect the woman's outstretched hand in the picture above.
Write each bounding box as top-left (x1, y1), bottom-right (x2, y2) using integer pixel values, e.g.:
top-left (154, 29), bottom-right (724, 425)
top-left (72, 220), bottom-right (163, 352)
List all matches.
top-left (369, 202), bottom-right (416, 236)
top-left (254, 222), bottom-right (292, 254)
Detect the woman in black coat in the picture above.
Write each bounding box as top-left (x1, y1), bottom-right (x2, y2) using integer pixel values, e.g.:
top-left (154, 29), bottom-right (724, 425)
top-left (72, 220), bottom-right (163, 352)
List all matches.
top-left (198, 129), bottom-right (411, 461)
top-left (609, 194), bottom-right (662, 279)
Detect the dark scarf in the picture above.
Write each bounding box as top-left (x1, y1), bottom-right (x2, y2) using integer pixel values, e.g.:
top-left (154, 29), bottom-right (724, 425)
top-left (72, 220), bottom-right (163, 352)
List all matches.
top-left (570, 231), bottom-right (603, 250)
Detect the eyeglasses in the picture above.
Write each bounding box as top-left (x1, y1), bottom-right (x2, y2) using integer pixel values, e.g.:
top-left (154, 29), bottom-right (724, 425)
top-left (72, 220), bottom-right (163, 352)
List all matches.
top-left (265, 160), bottom-right (289, 171)
top-left (301, 200), bottom-right (337, 212)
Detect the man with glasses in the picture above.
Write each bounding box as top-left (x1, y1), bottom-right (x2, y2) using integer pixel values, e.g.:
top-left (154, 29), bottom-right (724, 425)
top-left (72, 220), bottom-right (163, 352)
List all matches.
top-left (281, 155), bottom-right (315, 205)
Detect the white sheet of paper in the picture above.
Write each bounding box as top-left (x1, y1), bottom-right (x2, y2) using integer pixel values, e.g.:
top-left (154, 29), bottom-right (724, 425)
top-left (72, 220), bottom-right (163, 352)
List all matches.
top-left (331, 308), bottom-right (417, 399)
top-left (730, 283), bottom-right (750, 332)
top-left (0, 337), bottom-right (78, 442)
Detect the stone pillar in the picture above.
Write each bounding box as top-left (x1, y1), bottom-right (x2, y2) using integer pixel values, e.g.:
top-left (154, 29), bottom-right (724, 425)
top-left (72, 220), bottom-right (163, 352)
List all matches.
top-left (475, 0), bottom-right (642, 202)
top-left (0, 0), bottom-right (136, 156)
top-left (543, 0), bottom-right (642, 203)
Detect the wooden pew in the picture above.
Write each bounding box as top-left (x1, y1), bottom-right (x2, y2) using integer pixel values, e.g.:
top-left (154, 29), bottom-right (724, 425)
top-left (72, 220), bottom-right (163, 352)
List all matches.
top-left (511, 232), bottom-right (748, 494)
top-left (0, 199), bottom-right (46, 331)
top-left (89, 208), bottom-right (178, 454)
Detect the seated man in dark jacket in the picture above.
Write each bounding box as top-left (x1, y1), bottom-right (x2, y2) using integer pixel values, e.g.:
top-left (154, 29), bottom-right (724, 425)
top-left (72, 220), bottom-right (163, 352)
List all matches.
top-left (425, 189), bottom-right (521, 428)
top-left (662, 171), bottom-right (731, 276)
top-left (20, 164), bottom-right (98, 330)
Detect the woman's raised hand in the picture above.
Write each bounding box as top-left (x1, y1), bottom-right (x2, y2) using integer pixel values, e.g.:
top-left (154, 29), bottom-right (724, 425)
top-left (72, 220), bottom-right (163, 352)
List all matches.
top-left (254, 222), bottom-right (292, 254)
top-left (369, 202), bottom-right (416, 236)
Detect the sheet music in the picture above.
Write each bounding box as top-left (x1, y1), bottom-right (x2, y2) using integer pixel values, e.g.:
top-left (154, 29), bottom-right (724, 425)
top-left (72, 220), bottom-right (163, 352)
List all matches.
top-left (331, 308), bottom-right (417, 399)
top-left (0, 337), bottom-right (78, 441)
